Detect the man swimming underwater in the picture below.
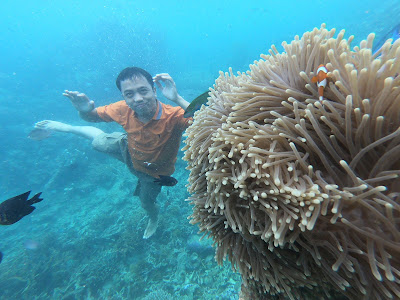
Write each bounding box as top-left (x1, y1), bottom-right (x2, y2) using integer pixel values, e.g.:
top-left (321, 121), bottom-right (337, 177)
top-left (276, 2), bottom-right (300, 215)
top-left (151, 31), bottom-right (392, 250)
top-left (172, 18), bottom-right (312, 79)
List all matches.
top-left (32, 67), bottom-right (191, 239)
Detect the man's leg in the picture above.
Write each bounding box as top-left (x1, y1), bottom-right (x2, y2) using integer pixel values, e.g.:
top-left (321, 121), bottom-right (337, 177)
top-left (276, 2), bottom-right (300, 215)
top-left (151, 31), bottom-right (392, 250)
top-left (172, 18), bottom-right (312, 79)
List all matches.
top-left (90, 131), bottom-right (162, 238)
top-left (136, 174), bottom-right (162, 239)
top-left (34, 120), bottom-right (104, 141)
top-left (34, 121), bottom-right (162, 238)
top-left (35, 120), bottom-right (128, 163)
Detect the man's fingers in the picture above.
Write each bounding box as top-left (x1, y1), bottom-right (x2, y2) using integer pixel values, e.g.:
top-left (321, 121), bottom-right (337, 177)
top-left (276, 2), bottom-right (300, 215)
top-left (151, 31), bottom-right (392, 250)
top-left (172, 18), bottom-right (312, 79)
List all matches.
top-left (35, 120), bottom-right (48, 127)
top-left (165, 80), bottom-right (174, 87)
top-left (153, 73), bottom-right (172, 82)
top-left (63, 90), bottom-right (76, 98)
top-left (154, 73), bottom-right (169, 78)
top-left (63, 93), bottom-right (74, 100)
top-left (155, 80), bottom-right (163, 90)
top-left (63, 90), bottom-right (88, 102)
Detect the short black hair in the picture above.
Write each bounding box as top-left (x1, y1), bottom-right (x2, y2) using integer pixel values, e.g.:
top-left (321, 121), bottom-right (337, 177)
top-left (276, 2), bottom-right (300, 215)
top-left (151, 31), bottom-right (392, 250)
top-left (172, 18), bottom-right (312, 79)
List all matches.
top-left (116, 67), bottom-right (154, 91)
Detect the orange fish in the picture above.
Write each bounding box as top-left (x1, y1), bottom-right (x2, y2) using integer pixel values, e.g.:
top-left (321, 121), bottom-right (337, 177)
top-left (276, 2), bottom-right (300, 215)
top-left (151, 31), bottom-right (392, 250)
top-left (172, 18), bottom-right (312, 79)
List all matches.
top-left (311, 64), bottom-right (329, 100)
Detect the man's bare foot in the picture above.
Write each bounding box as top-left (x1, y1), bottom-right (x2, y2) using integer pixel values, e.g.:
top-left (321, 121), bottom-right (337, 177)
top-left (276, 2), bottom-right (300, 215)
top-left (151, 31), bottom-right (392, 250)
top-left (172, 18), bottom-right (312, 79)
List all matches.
top-left (29, 120), bottom-right (74, 140)
top-left (143, 216), bottom-right (158, 239)
top-left (32, 120), bottom-right (104, 141)
top-left (34, 120), bottom-right (73, 132)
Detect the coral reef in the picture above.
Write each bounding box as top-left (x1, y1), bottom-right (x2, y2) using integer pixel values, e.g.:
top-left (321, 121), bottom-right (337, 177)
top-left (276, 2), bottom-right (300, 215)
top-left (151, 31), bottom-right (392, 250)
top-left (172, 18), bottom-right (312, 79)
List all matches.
top-left (183, 24), bottom-right (400, 299)
top-left (0, 147), bottom-right (241, 299)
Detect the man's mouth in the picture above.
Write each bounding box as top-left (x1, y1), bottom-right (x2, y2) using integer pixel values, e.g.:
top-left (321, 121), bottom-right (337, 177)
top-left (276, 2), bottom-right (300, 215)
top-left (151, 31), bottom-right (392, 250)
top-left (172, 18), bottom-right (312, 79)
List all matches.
top-left (135, 104), bottom-right (145, 109)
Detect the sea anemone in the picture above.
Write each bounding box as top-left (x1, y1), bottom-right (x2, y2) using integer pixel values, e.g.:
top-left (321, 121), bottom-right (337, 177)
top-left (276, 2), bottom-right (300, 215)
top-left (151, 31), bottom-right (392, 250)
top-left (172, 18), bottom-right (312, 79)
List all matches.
top-left (183, 24), bottom-right (400, 299)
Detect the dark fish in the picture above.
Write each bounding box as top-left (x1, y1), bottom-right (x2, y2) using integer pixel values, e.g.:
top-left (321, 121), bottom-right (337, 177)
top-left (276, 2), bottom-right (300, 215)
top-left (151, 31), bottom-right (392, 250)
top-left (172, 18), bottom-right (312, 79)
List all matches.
top-left (0, 251), bottom-right (2, 264)
top-left (154, 175), bottom-right (178, 187)
top-left (28, 128), bottom-right (52, 141)
top-left (183, 91), bottom-right (209, 118)
top-left (0, 191), bottom-right (43, 225)
top-left (373, 23), bottom-right (400, 54)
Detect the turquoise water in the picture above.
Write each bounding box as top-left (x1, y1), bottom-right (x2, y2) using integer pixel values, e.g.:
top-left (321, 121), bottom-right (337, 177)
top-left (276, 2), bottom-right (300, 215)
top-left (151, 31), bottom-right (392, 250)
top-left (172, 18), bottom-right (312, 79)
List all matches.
top-left (0, 1), bottom-right (399, 299)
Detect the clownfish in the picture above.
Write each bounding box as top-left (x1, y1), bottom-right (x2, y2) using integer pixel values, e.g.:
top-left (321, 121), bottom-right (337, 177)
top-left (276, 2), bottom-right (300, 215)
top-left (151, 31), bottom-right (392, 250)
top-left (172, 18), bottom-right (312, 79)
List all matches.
top-left (311, 64), bottom-right (329, 100)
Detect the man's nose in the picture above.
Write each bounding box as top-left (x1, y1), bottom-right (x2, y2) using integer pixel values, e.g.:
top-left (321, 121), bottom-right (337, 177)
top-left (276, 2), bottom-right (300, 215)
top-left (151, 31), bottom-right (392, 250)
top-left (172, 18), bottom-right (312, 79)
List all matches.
top-left (134, 94), bottom-right (144, 102)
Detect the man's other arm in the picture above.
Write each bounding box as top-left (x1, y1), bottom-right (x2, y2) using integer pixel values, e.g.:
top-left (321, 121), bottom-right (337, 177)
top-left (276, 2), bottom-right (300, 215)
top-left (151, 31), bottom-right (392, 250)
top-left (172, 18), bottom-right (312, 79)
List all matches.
top-left (63, 90), bottom-right (104, 122)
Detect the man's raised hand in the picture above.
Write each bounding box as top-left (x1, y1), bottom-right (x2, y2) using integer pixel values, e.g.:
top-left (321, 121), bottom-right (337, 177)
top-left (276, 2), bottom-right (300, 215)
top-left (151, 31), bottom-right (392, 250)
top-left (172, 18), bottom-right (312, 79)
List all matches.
top-left (63, 90), bottom-right (95, 112)
top-left (153, 73), bottom-right (178, 103)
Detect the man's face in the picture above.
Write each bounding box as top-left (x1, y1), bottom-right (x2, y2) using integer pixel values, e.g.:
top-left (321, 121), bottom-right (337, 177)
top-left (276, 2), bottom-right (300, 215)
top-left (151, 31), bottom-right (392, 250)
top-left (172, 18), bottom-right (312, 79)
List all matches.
top-left (121, 76), bottom-right (157, 117)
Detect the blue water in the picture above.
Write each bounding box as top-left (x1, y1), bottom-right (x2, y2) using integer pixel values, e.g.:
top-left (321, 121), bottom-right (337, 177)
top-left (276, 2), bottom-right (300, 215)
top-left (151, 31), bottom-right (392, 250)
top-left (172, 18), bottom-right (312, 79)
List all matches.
top-left (0, 0), bottom-right (399, 299)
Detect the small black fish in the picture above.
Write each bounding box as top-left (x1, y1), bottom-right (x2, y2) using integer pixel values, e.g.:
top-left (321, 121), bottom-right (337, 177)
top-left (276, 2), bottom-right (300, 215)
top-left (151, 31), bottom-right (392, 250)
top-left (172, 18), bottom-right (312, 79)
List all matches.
top-left (0, 191), bottom-right (43, 225)
top-left (154, 175), bottom-right (178, 187)
top-left (183, 91), bottom-right (209, 118)
top-left (0, 251), bottom-right (3, 264)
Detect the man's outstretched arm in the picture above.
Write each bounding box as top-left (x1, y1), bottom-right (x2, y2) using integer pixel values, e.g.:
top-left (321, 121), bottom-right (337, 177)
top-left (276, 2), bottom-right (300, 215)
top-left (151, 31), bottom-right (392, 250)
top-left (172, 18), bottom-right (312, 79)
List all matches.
top-left (63, 90), bottom-right (104, 122)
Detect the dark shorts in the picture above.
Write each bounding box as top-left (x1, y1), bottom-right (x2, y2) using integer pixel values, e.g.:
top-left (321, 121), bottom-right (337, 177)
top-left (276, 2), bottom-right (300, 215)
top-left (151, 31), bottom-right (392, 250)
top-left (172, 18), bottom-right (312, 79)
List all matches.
top-left (92, 132), bottom-right (162, 203)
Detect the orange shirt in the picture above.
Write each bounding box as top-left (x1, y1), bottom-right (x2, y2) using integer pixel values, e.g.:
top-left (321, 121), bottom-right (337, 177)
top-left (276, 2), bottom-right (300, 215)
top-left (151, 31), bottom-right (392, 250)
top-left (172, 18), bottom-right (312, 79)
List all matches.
top-left (96, 100), bottom-right (191, 177)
